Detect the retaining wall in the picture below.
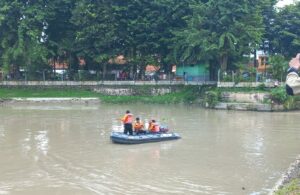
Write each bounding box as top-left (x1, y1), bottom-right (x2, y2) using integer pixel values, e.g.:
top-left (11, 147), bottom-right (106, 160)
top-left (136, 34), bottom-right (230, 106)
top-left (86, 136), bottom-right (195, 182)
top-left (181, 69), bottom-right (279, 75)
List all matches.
top-left (212, 92), bottom-right (285, 111)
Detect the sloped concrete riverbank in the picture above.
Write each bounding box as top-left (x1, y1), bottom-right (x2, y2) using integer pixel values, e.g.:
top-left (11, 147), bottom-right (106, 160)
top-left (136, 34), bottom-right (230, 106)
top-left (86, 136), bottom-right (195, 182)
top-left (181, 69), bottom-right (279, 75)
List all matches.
top-left (0, 98), bottom-right (101, 105)
top-left (270, 155), bottom-right (300, 194)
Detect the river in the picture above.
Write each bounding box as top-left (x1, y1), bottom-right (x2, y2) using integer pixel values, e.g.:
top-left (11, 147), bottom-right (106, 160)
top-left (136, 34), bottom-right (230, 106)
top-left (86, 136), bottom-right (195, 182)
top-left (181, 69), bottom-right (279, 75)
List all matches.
top-left (0, 103), bottom-right (299, 195)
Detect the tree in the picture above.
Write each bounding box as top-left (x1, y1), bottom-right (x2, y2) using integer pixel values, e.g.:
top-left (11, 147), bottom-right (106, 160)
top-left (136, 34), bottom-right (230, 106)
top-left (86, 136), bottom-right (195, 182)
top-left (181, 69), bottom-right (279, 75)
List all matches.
top-left (0, 0), bottom-right (49, 80)
top-left (269, 54), bottom-right (288, 81)
top-left (260, 0), bottom-right (277, 54)
top-left (44, 0), bottom-right (78, 80)
top-left (272, 2), bottom-right (300, 57)
top-left (172, 0), bottom-right (264, 71)
top-left (71, 0), bottom-right (119, 79)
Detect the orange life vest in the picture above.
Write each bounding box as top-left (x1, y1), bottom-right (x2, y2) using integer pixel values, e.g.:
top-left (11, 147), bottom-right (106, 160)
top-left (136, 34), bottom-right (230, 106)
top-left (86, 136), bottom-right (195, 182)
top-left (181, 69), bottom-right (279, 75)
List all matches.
top-left (149, 122), bottom-right (159, 133)
top-left (134, 122), bottom-right (144, 131)
top-left (122, 113), bottom-right (133, 124)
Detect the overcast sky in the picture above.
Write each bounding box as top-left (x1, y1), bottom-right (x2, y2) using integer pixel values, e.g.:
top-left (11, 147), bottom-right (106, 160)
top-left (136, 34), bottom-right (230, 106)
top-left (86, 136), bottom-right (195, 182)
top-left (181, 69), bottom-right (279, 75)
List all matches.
top-left (276, 0), bottom-right (299, 7)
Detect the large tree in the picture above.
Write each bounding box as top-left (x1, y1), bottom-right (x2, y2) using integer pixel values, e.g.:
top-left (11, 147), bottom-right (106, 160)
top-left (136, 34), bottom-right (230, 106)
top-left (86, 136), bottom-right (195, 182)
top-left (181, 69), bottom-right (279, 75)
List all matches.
top-left (71, 0), bottom-right (119, 79)
top-left (44, 0), bottom-right (78, 79)
top-left (271, 2), bottom-right (300, 57)
top-left (172, 0), bottom-right (264, 71)
top-left (0, 0), bottom-right (49, 79)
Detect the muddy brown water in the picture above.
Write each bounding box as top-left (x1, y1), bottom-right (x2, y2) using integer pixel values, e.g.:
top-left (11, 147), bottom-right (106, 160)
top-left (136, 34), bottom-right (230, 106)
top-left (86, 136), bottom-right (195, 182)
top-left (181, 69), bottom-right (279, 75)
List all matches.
top-left (0, 103), bottom-right (299, 195)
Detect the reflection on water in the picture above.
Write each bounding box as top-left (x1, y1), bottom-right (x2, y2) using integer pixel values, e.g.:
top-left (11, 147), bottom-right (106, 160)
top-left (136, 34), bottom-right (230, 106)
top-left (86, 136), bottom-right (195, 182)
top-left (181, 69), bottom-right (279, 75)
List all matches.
top-left (0, 104), bottom-right (300, 194)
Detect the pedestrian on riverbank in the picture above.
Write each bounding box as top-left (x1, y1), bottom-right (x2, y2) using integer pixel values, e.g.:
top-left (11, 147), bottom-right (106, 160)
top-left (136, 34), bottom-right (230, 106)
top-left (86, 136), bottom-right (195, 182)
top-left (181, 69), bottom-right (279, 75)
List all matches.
top-left (121, 110), bottom-right (133, 135)
top-left (286, 53), bottom-right (300, 95)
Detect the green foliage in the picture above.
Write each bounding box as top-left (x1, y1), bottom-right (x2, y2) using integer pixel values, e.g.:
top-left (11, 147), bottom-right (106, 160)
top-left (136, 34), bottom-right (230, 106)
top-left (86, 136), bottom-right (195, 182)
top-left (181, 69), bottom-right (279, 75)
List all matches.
top-left (271, 2), bottom-right (300, 57)
top-left (0, 85), bottom-right (200, 105)
top-left (0, 88), bottom-right (98, 98)
top-left (269, 54), bottom-right (288, 81)
top-left (204, 90), bottom-right (220, 108)
top-left (275, 179), bottom-right (300, 195)
top-left (270, 86), bottom-right (287, 104)
top-left (283, 96), bottom-right (296, 110)
top-left (256, 83), bottom-right (266, 91)
top-left (172, 0), bottom-right (264, 70)
top-left (0, 0), bottom-right (298, 79)
top-left (100, 86), bottom-right (199, 104)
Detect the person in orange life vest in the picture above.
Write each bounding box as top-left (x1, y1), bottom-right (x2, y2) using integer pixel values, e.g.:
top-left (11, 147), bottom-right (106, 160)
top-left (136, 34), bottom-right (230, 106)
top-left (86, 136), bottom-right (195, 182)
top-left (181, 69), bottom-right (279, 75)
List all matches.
top-left (134, 117), bottom-right (146, 135)
top-left (148, 119), bottom-right (160, 133)
top-left (121, 110), bottom-right (133, 135)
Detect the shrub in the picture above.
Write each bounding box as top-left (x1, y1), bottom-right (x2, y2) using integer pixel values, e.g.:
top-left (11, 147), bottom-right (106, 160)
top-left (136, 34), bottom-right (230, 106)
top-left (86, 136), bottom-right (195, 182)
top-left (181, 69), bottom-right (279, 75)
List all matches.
top-left (204, 90), bottom-right (220, 108)
top-left (270, 87), bottom-right (287, 104)
top-left (256, 83), bottom-right (266, 91)
top-left (283, 96), bottom-right (296, 110)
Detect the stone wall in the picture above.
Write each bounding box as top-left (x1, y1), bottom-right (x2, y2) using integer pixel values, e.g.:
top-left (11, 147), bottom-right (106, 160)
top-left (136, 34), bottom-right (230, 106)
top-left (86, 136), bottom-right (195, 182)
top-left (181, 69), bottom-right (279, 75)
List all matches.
top-left (214, 102), bottom-right (272, 111)
top-left (0, 98), bottom-right (100, 105)
top-left (93, 86), bottom-right (174, 96)
top-left (0, 81), bottom-right (212, 96)
top-left (221, 92), bottom-right (270, 103)
top-left (218, 81), bottom-right (279, 88)
top-left (0, 81), bottom-right (182, 96)
top-left (0, 80), bottom-right (215, 86)
top-left (212, 92), bottom-right (283, 112)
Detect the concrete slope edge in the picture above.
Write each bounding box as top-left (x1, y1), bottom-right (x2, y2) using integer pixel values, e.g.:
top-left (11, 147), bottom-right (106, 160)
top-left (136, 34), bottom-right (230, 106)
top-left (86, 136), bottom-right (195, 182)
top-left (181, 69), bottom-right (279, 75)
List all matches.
top-left (0, 98), bottom-right (100, 104)
top-left (269, 155), bottom-right (300, 194)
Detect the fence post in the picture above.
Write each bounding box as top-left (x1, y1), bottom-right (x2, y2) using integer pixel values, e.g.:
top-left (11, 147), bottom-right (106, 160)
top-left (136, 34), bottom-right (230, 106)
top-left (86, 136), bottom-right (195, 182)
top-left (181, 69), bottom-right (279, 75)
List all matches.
top-left (43, 70), bottom-right (46, 82)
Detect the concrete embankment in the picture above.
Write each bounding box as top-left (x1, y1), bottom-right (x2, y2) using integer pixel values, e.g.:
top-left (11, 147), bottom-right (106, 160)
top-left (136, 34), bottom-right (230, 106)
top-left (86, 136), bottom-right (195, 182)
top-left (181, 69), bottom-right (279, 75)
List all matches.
top-left (210, 92), bottom-right (285, 112)
top-left (0, 98), bottom-right (100, 105)
top-left (0, 80), bottom-right (211, 96)
top-left (269, 155), bottom-right (300, 194)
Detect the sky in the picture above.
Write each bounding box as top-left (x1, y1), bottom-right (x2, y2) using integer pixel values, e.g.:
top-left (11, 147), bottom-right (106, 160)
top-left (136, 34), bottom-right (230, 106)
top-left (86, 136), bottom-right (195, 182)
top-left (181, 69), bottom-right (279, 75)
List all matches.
top-left (276, 0), bottom-right (299, 7)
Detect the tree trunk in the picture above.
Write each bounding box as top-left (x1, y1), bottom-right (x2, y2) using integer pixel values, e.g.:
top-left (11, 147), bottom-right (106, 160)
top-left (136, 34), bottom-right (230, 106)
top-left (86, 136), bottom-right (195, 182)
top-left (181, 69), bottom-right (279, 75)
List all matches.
top-left (102, 63), bottom-right (107, 80)
top-left (219, 54), bottom-right (228, 71)
top-left (53, 58), bottom-right (56, 80)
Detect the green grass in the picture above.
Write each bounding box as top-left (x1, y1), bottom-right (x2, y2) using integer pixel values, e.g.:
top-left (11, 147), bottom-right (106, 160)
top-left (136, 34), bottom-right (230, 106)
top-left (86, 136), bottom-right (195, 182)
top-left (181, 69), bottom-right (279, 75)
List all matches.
top-left (0, 88), bottom-right (99, 98)
top-left (0, 87), bottom-right (198, 104)
top-left (99, 89), bottom-right (198, 104)
top-left (275, 179), bottom-right (300, 195)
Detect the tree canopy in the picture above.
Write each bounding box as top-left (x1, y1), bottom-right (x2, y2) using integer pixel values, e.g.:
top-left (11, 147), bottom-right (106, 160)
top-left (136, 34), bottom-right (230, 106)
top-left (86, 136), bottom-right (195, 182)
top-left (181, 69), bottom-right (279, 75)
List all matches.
top-left (0, 0), bottom-right (298, 80)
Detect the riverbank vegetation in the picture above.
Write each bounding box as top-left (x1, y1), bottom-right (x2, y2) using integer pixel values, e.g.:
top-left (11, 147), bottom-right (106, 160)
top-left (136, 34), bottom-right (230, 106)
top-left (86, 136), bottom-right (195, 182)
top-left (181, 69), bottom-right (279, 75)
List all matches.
top-left (100, 87), bottom-right (199, 104)
top-left (0, 86), bottom-right (200, 104)
top-left (275, 179), bottom-right (300, 195)
top-left (0, 88), bottom-right (98, 98)
top-left (0, 86), bottom-right (298, 110)
top-left (0, 1), bottom-right (299, 81)
top-left (203, 85), bottom-right (300, 110)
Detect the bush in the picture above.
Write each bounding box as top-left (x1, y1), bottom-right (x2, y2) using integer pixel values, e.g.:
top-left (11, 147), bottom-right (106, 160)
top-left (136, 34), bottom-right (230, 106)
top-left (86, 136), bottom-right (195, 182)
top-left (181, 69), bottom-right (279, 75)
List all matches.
top-left (283, 96), bottom-right (296, 110)
top-left (270, 87), bottom-right (287, 104)
top-left (256, 83), bottom-right (266, 91)
top-left (204, 90), bottom-right (220, 108)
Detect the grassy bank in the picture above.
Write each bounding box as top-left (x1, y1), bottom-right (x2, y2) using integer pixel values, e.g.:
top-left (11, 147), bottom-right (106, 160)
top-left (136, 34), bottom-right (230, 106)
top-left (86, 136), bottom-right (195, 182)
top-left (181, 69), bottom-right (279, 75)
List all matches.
top-left (0, 87), bottom-right (200, 104)
top-left (99, 87), bottom-right (198, 104)
top-left (275, 179), bottom-right (300, 195)
top-left (0, 88), bottom-right (98, 98)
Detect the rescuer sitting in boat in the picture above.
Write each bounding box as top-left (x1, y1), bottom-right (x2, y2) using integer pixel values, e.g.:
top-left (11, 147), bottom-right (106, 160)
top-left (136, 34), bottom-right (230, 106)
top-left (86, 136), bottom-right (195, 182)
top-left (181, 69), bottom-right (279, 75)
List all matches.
top-left (148, 119), bottom-right (160, 133)
top-left (134, 117), bottom-right (146, 135)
